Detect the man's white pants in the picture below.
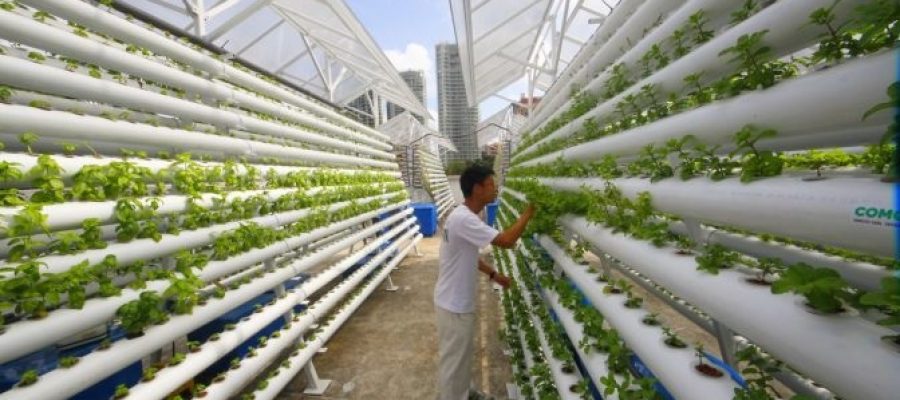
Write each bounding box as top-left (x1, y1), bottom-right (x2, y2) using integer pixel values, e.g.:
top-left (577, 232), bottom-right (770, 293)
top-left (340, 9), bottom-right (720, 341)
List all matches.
top-left (436, 305), bottom-right (476, 400)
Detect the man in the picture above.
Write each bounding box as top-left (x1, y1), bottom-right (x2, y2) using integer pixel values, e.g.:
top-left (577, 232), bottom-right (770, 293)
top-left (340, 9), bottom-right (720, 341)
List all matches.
top-left (434, 164), bottom-right (536, 400)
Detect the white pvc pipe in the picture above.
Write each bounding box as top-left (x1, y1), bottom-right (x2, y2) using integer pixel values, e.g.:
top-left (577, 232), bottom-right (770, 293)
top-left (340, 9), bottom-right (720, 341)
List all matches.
top-left (20, 0), bottom-right (390, 143)
top-left (529, 0), bottom-right (744, 146)
top-left (506, 251), bottom-right (583, 400)
top-left (668, 222), bottom-right (892, 291)
top-left (536, 174), bottom-right (895, 258)
top-left (562, 216), bottom-right (900, 400)
top-left (0, 152), bottom-right (399, 189)
top-left (527, 0), bottom-right (647, 128)
top-left (252, 236), bottom-right (421, 400)
top-left (0, 202), bottom-right (408, 365)
top-left (538, 236), bottom-right (740, 399)
top-left (524, 0), bottom-right (685, 136)
top-left (0, 185), bottom-right (329, 233)
top-left (125, 225), bottom-right (417, 400)
top-left (0, 192), bottom-right (400, 277)
top-left (0, 8), bottom-right (389, 151)
top-left (0, 104), bottom-right (397, 169)
top-left (521, 49), bottom-right (892, 166)
top-left (517, 0), bottom-right (870, 160)
top-left (517, 245), bottom-right (620, 399)
top-left (0, 53), bottom-right (392, 158)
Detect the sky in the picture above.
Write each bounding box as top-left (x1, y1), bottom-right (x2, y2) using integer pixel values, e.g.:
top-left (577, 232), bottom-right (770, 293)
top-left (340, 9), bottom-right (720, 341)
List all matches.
top-left (345, 0), bottom-right (527, 128)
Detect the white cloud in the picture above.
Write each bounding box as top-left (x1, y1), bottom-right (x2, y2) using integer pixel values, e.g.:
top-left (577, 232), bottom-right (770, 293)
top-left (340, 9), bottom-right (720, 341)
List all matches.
top-left (385, 43), bottom-right (438, 124)
top-left (385, 43), bottom-right (431, 72)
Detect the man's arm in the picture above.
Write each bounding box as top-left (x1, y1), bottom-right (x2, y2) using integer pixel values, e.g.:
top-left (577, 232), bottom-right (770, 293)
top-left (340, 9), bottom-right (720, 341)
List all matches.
top-left (478, 257), bottom-right (511, 289)
top-left (491, 204), bottom-right (535, 249)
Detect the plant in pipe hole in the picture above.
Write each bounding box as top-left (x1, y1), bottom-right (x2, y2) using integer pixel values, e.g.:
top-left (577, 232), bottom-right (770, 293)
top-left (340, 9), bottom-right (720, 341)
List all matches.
top-left (693, 343), bottom-right (723, 378)
top-left (17, 369), bottom-right (38, 387)
top-left (771, 264), bottom-right (852, 314)
top-left (141, 366), bottom-right (157, 382)
top-left (59, 355), bottom-right (79, 368)
top-left (859, 277), bottom-right (900, 327)
top-left (116, 291), bottom-right (167, 337)
top-left (114, 383), bottom-right (129, 399)
top-left (662, 327), bottom-right (687, 348)
top-left (695, 244), bottom-right (741, 275)
top-left (731, 125), bottom-right (783, 183)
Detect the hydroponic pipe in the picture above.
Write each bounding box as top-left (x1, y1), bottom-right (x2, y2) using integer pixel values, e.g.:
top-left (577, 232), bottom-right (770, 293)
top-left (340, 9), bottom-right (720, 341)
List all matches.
top-left (252, 236), bottom-right (421, 400)
top-left (0, 202), bottom-right (408, 365)
top-left (200, 209), bottom-right (414, 283)
top-left (526, 0), bottom-right (647, 129)
top-left (561, 216), bottom-right (900, 400)
top-left (517, 245), bottom-right (621, 399)
top-left (667, 222), bottom-right (891, 292)
top-left (0, 219), bottom-right (417, 400)
top-left (538, 236), bottom-right (740, 399)
top-left (0, 152), bottom-right (399, 190)
top-left (0, 10), bottom-right (390, 152)
top-left (0, 54), bottom-right (391, 159)
top-left (522, 0), bottom-right (686, 137)
top-left (20, 0), bottom-right (390, 143)
top-left (0, 192), bottom-right (402, 277)
top-left (0, 104), bottom-right (397, 170)
top-left (0, 185), bottom-right (336, 234)
top-left (521, 49), bottom-right (891, 167)
top-left (517, 0), bottom-right (869, 160)
top-left (528, 0), bottom-right (745, 142)
top-left (506, 251), bottom-right (584, 400)
top-left (124, 226), bottom-right (418, 400)
top-left (536, 173), bottom-right (894, 258)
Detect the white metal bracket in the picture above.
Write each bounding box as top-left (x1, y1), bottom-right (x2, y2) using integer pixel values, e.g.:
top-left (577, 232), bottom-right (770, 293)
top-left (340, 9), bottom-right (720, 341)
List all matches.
top-left (384, 273), bottom-right (399, 292)
top-left (301, 360), bottom-right (332, 396)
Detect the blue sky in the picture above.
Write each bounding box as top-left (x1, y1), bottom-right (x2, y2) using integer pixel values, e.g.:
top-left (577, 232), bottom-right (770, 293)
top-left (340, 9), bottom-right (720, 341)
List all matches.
top-left (346, 0), bottom-right (521, 126)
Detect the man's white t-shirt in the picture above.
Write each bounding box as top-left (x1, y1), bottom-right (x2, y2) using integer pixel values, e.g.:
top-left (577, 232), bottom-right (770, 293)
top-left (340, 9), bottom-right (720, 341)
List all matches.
top-left (435, 205), bottom-right (500, 314)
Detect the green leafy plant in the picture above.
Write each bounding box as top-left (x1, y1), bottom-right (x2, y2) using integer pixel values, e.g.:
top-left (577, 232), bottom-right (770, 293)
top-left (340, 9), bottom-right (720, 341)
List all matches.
top-left (859, 277), bottom-right (900, 326)
top-left (730, 0), bottom-right (759, 26)
top-left (116, 291), bottom-right (167, 337)
top-left (114, 383), bottom-right (129, 399)
top-left (141, 366), bottom-right (157, 382)
top-left (771, 264), bottom-right (852, 314)
top-left (59, 355), bottom-right (79, 368)
top-left (695, 244), bottom-right (741, 275)
top-left (17, 369), bottom-right (38, 387)
top-left (662, 327), bottom-right (687, 348)
top-left (169, 352), bottom-right (185, 366)
top-left (731, 125), bottom-right (783, 183)
top-left (19, 132), bottom-right (39, 155)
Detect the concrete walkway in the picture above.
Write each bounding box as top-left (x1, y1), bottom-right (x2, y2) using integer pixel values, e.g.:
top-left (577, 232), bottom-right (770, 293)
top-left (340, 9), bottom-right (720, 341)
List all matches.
top-left (275, 232), bottom-right (512, 399)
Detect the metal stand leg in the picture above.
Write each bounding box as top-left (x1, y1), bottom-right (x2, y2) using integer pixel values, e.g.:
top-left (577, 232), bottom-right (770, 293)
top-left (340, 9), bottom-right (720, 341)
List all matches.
top-left (712, 320), bottom-right (737, 368)
top-left (302, 360), bottom-right (332, 395)
top-left (413, 243), bottom-right (422, 257)
top-left (384, 273), bottom-right (399, 292)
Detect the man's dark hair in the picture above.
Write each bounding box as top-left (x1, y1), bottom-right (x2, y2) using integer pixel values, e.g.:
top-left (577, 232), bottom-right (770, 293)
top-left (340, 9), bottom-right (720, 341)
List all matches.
top-left (459, 163), bottom-right (495, 198)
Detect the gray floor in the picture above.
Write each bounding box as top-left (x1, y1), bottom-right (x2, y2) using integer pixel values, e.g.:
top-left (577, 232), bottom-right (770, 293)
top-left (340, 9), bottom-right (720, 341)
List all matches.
top-left (275, 233), bottom-right (513, 400)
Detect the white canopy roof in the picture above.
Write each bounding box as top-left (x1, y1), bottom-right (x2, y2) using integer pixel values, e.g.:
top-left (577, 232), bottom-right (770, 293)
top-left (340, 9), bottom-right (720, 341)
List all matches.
top-left (449, 0), bottom-right (619, 107)
top-left (379, 111), bottom-right (457, 154)
top-left (121, 0), bottom-right (430, 119)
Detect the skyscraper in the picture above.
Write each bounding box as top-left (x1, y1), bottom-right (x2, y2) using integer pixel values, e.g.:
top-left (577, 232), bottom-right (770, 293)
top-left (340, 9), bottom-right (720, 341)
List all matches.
top-left (386, 70), bottom-right (426, 122)
top-left (436, 43), bottom-right (479, 163)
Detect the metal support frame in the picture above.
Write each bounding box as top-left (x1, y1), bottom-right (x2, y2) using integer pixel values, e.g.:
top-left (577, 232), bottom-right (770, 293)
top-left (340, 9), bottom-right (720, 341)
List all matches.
top-left (301, 360), bottom-right (332, 395)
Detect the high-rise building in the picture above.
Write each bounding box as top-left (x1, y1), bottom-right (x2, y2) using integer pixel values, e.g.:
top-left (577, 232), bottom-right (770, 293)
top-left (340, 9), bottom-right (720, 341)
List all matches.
top-left (387, 70), bottom-right (426, 122)
top-left (347, 90), bottom-right (376, 127)
top-left (436, 43), bottom-right (479, 163)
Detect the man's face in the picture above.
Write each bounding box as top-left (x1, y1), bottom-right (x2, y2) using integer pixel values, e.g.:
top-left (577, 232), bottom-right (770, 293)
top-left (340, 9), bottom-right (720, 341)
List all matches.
top-left (475, 176), bottom-right (497, 203)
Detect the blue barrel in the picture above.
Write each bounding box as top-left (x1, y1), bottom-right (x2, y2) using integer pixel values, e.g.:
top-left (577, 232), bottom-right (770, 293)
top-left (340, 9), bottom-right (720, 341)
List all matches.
top-left (411, 203), bottom-right (438, 236)
top-left (485, 201), bottom-right (499, 227)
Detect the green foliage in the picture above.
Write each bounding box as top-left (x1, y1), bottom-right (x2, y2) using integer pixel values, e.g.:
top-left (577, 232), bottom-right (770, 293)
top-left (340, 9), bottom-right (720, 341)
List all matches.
top-left (18, 369), bottom-right (38, 387)
top-left (771, 264), bottom-right (852, 314)
top-left (730, 0), bottom-right (759, 26)
top-left (859, 277), bottom-right (900, 326)
top-left (116, 291), bottom-right (167, 336)
top-left (19, 132), bottom-right (39, 155)
top-left (59, 355), bottom-right (79, 368)
top-left (731, 125), bottom-right (783, 182)
top-left (695, 244), bottom-right (741, 275)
